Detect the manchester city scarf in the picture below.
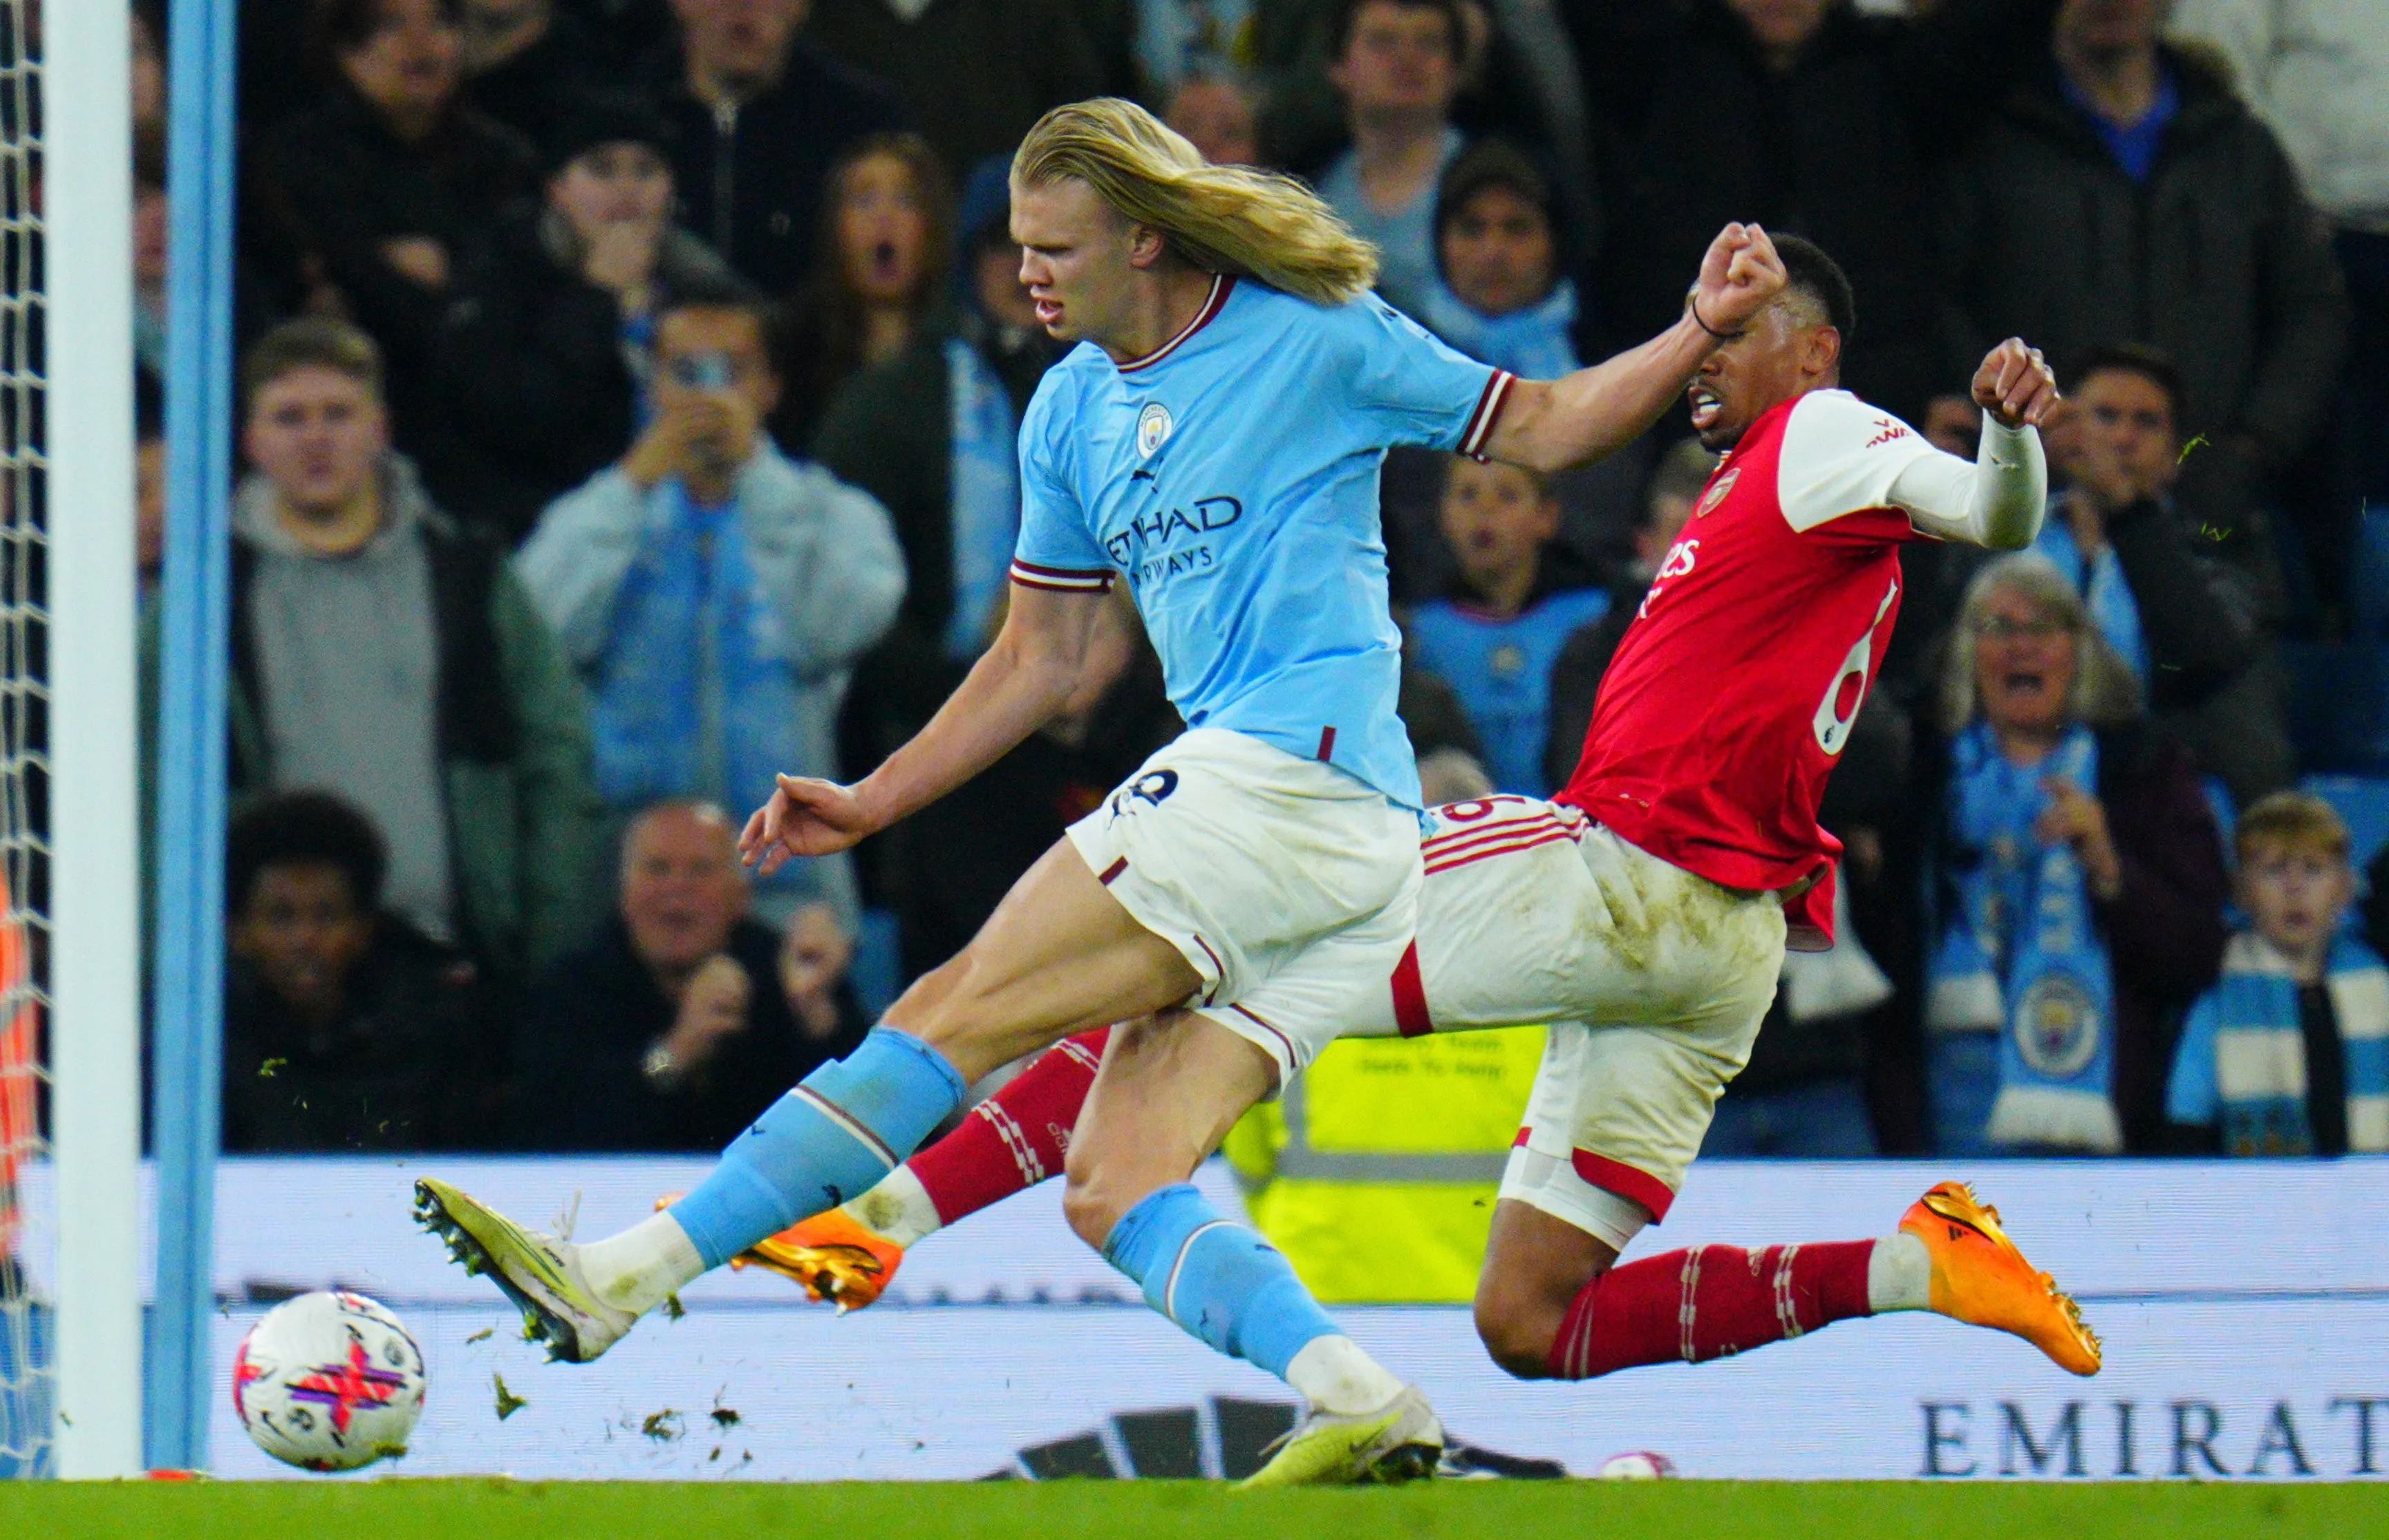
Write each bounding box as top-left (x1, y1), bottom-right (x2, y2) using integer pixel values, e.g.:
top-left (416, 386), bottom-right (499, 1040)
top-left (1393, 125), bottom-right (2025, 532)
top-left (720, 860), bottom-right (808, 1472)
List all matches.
top-left (2195, 932), bottom-right (2389, 1154)
top-left (1416, 279), bottom-right (1583, 382)
top-left (944, 337), bottom-right (1022, 659)
top-left (1927, 722), bottom-right (2122, 1152)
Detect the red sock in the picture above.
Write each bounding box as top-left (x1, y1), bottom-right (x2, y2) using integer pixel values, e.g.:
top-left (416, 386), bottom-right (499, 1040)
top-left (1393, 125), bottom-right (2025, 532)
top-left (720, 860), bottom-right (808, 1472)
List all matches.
top-left (1546, 1240), bottom-right (1876, 1379)
top-left (908, 1027), bottom-right (1110, 1224)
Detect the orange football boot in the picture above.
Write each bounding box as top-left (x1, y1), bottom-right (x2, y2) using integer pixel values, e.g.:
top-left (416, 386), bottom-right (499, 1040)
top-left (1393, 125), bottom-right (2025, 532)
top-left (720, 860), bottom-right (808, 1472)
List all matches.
top-left (650, 1196), bottom-right (905, 1312)
top-left (1900, 1181), bottom-right (2101, 1375)
top-left (734, 1210), bottom-right (904, 1312)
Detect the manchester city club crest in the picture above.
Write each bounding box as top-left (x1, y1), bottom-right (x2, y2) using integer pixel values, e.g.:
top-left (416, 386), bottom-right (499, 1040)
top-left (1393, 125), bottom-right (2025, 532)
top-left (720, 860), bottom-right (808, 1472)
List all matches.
top-left (2013, 972), bottom-right (2101, 1079)
top-left (1137, 401), bottom-right (1173, 458)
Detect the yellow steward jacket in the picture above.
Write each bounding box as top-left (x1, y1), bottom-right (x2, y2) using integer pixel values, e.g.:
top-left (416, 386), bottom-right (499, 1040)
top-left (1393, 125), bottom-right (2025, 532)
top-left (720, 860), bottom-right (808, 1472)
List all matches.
top-left (1221, 1026), bottom-right (1544, 1303)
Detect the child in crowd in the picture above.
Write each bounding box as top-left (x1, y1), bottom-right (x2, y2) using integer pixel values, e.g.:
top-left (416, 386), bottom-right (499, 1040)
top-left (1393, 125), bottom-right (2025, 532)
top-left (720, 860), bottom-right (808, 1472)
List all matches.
top-left (1404, 456), bottom-right (1609, 794)
top-left (1416, 138), bottom-right (1580, 381)
top-left (2167, 793), bottom-right (2389, 1155)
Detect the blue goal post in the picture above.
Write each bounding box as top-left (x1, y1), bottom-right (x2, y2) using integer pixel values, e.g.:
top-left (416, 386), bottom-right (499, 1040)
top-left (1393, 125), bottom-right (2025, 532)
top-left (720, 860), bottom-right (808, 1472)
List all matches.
top-left (142, 0), bottom-right (241, 1476)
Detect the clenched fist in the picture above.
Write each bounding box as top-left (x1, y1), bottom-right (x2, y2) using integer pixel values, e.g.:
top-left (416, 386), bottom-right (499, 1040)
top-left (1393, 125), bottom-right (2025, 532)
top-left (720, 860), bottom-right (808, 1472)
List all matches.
top-left (1973, 339), bottom-right (2059, 430)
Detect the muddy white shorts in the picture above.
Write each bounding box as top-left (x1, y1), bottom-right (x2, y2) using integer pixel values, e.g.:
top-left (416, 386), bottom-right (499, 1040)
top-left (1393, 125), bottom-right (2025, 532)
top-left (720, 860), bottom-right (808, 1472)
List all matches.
top-left (1367, 797), bottom-right (1788, 1247)
top-left (1065, 727), bottom-right (1423, 1082)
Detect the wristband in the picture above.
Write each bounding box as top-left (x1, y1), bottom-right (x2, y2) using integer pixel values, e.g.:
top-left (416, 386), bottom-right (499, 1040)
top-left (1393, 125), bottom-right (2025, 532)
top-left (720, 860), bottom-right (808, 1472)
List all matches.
top-left (1691, 299), bottom-right (1742, 341)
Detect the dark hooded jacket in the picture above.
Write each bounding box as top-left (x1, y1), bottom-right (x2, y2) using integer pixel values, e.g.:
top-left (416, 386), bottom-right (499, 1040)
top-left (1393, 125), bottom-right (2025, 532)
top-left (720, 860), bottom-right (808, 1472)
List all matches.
top-left (1938, 45), bottom-right (2348, 467)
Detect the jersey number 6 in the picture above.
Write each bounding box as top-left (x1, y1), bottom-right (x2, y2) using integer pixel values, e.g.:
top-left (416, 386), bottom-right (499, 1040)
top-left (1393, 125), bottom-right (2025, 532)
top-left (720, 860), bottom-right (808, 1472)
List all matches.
top-left (1812, 579), bottom-right (1900, 757)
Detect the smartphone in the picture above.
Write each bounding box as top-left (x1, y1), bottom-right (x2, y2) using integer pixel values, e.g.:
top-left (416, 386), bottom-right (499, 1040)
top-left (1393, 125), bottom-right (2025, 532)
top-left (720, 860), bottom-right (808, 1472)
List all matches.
top-left (671, 351), bottom-right (736, 391)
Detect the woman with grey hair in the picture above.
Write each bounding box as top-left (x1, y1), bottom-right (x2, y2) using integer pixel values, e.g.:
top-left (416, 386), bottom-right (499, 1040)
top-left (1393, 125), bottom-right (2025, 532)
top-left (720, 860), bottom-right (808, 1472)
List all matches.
top-left (1916, 553), bottom-right (2227, 1156)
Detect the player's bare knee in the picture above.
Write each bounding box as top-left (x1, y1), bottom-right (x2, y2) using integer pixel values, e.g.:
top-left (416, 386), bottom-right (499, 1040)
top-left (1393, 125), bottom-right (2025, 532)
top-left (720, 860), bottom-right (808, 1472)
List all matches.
top-left (1474, 1281), bottom-right (1559, 1380)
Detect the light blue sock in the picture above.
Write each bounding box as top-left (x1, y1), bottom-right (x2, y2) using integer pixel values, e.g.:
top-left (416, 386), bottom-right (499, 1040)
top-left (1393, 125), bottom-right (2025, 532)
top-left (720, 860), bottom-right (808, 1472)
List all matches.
top-left (1103, 1183), bottom-right (1338, 1380)
top-left (668, 1027), bottom-right (966, 1268)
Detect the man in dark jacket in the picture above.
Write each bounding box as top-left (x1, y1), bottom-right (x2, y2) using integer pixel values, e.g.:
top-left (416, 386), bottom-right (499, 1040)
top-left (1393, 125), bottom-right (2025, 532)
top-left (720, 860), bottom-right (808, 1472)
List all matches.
top-left (1938, 2), bottom-right (2348, 532)
top-left (1564, 0), bottom-right (2060, 426)
top-left (649, 0), bottom-right (908, 297)
top-left (223, 791), bottom-right (496, 1152)
top-left (2036, 344), bottom-right (2292, 800)
top-left (250, 0), bottom-right (539, 455)
top-left (144, 318), bottom-right (604, 996)
top-left (518, 800), bottom-right (869, 1151)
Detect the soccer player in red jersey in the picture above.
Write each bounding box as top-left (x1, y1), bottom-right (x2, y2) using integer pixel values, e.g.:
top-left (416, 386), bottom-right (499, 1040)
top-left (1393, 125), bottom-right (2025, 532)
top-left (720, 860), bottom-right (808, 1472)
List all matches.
top-left (749, 235), bottom-right (2103, 1393)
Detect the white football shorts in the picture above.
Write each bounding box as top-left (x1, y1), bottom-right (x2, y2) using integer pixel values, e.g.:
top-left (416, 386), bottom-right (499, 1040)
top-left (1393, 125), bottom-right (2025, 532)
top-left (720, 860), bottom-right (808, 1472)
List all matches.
top-left (1360, 797), bottom-right (1788, 1248)
top-left (1065, 726), bottom-right (1423, 1083)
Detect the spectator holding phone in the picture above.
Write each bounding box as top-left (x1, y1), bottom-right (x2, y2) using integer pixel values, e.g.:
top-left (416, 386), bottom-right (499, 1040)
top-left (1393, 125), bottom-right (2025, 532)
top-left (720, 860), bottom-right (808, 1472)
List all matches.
top-left (516, 283), bottom-right (905, 930)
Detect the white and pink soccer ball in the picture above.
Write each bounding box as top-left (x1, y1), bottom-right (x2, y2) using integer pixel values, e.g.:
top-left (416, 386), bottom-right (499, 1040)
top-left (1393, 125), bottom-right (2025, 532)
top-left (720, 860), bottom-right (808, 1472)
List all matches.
top-left (232, 1290), bottom-right (426, 1472)
top-left (1597, 1449), bottom-right (1678, 1479)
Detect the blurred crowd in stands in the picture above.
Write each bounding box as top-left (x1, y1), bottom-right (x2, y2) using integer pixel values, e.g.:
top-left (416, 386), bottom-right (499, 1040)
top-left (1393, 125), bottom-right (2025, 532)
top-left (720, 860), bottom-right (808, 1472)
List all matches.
top-left (111, 0), bottom-right (2389, 1165)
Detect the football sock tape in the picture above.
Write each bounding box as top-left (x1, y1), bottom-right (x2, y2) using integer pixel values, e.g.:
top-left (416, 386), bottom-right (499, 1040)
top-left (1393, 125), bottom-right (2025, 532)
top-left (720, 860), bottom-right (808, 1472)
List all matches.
top-left (670, 1027), bottom-right (966, 1270)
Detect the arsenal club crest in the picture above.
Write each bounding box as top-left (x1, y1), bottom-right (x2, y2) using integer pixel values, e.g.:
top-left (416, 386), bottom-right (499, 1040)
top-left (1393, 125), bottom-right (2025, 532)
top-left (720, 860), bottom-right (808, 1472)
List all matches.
top-left (1696, 467), bottom-right (1739, 516)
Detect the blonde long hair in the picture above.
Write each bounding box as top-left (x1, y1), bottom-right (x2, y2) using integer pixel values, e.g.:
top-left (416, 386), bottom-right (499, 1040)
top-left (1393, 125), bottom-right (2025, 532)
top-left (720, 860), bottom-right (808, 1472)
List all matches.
top-left (1013, 98), bottom-right (1378, 307)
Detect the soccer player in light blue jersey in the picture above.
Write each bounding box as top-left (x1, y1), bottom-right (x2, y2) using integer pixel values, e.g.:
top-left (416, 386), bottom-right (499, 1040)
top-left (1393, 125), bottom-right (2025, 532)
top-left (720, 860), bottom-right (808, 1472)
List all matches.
top-left (418, 97), bottom-right (1788, 1485)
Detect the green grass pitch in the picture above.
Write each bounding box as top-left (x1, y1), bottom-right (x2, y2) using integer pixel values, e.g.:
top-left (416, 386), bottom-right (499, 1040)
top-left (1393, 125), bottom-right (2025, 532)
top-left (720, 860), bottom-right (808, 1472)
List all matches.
top-left (3, 1479), bottom-right (2383, 1539)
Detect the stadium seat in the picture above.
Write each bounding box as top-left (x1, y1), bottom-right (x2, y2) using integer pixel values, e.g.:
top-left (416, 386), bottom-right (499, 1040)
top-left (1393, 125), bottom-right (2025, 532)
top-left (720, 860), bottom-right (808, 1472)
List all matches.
top-left (2283, 641), bottom-right (2389, 774)
top-left (2354, 505), bottom-right (2389, 644)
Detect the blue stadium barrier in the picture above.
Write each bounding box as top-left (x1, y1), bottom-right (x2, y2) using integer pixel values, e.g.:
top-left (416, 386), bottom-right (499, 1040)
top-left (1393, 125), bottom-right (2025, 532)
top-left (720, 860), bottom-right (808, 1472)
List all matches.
top-left (41, 1155), bottom-right (2389, 1483)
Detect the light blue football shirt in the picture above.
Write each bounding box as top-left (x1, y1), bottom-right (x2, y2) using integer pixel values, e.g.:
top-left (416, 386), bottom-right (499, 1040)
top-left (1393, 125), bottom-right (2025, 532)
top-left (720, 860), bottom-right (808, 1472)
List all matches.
top-left (1011, 276), bottom-right (1513, 808)
top-left (1407, 586), bottom-right (1613, 796)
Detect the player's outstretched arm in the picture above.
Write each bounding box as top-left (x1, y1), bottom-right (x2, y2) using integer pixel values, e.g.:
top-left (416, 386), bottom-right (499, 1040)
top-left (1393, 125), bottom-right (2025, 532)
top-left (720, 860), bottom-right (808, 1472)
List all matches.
top-left (1892, 339), bottom-right (2057, 551)
top-left (1483, 222), bottom-right (1788, 473)
top-left (741, 583), bottom-right (1111, 875)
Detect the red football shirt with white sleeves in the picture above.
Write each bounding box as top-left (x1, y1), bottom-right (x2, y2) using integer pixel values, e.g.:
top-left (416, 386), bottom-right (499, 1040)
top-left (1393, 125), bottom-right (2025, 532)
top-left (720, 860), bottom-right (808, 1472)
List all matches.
top-left (1555, 387), bottom-right (1941, 949)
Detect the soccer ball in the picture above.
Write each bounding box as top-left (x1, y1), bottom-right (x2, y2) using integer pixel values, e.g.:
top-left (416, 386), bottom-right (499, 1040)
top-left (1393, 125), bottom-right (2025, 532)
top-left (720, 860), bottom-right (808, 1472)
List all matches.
top-left (1597, 1450), bottom-right (1677, 1479)
top-left (232, 1290), bottom-right (427, 1472)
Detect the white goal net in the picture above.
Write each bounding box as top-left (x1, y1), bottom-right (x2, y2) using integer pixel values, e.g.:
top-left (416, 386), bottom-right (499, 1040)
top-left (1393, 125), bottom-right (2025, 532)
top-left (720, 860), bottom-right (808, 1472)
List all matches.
top-left (0, 0), bottom-right (49, 1481)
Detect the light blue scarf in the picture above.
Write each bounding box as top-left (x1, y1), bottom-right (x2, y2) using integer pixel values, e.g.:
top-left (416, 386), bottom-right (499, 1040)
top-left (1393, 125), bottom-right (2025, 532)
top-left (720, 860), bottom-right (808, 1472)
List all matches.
top-left (2173, 933), bottom-right (2389, 1154)
top-left (944, 337), bottom-right (1022, 660)
top-left (1415, 278), bottom-right (1583, 382)
top-left (590, 485), bottom-right (784, 816)
top-left (2031, 509), bottom-right (2148, 683)
top-left (1927, 721), bottom-right (2122, 1152)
